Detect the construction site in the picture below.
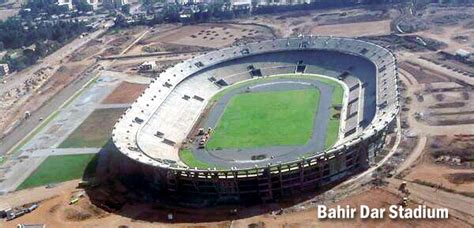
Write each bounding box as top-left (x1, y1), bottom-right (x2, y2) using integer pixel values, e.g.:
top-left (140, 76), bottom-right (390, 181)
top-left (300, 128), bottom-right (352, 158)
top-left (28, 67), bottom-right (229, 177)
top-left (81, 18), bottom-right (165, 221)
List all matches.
top-left (0, 2), bottom-right (473, 227)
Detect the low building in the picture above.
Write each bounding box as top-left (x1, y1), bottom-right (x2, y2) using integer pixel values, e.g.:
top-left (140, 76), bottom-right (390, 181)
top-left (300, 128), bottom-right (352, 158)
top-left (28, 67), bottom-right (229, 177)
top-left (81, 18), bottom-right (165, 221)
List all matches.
top-left (455, 49), bottom-right (471, 59)
top-left (139, 61), bottom-right (157, 72)
top-left (57, 0), bottom-right (73, 10)
top-left (85, 0), bottom-right (99, 10)
top-left (232, 0), bottom-right (251, 10)
top-left (0, 64), bottom-right (9, 78)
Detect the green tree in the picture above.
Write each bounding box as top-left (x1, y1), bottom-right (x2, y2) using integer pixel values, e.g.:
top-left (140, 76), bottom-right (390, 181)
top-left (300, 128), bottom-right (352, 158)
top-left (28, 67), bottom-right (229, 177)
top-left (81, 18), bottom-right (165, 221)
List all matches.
top-left (121, 4), bottom-right (131, 15)
top-left (35, 41), bottom-right (48, 57)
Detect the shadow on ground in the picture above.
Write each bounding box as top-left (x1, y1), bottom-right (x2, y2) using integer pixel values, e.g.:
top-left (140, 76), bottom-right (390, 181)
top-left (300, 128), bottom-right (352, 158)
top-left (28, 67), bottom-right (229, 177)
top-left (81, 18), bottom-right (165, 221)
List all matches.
top-left (81, 140), bottom-right (358, 223)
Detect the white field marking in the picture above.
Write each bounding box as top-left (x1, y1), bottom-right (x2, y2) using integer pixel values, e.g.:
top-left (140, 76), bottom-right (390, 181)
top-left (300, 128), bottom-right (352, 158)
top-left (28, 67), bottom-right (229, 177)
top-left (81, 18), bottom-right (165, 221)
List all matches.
top-left (248, 81), bottom-right (312, 90)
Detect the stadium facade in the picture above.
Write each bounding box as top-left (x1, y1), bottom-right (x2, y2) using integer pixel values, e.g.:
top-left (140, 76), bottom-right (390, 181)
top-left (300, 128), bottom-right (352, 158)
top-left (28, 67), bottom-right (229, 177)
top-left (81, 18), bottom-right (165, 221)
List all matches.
top-left (112, 36), bottom-right (400, 204)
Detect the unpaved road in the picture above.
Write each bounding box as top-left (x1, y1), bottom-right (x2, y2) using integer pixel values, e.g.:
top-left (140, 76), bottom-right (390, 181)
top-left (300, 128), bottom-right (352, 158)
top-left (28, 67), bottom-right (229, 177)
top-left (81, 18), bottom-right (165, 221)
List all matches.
top-left (388, 178), bottom-right (474, 224)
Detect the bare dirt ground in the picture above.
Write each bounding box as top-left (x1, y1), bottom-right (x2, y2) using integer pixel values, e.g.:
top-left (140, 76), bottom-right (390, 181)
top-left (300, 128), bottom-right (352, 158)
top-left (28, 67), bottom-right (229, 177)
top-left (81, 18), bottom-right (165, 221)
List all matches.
top-left (1, 185), bottom-right (469, 228)
top-left (310, 20), bottom-right (391, 37)
top-left (0, 9), bottom-right (18, 20)
top-left (1, 59), bottom-right (93, 135)
top-left (106, 53), bottom-right (195, 75)
top-left (0, 21), bottom-right (112, 140)
top-left (399, 61), bottom-right (450, 84)
top-left (126, 22), bottom-right (275, 55)
top-left (241, 7), bottom-right (395, 38)
top-left (402, 135), bottom-right (474, 194)
top-left (102, 81), bottom-right (147, 104)
top-left (411, 6), bottom-right (474, 53)
top-left (97, 26), bottom-right (150, 58)
top-left (0, 22), bottom-right (146, 156)
top-left (1, 4), bottom-right (474, 227)
top-left (406, 163), bottom-right (474, 194)
top-left (233, 187), bottom-right (469, 228)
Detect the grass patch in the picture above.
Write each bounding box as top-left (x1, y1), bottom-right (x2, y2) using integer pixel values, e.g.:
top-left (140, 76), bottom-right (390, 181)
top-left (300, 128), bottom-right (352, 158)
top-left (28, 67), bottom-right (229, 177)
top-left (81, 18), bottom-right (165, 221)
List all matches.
top-left (180, 149), bottom-right (215, 169)
top-left (207, 88), bottom-right (320, 149)
top-left (17, 154), bottom-right (98, 190)
top-left (59, 108), bottom-right (126, 148)
top-left (325, 109), bottom-right (341, 149)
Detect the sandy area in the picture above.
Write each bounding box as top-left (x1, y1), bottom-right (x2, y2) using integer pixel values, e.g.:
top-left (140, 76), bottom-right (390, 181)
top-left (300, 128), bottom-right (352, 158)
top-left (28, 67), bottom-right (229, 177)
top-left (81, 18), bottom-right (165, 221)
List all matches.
top-left (102, 82), bottom-right (147, 104)
top-left (310, 20), bottom-right (392, 37)
top-left (415, 24), bottom-right (474, 53)
top-left (125, 23), bottom-right (275, 54)
top-left (0, 9), bottom-right (18, 20)
top-left (1, 185), bottom-right (470, 227)
top-left (406, 163), bottom-right (474, 193)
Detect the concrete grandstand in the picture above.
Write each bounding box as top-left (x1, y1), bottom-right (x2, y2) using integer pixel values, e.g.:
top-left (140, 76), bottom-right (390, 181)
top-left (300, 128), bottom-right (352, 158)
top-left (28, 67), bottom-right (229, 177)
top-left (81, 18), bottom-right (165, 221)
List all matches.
top-left (111, 36), bottom-right (399, 204)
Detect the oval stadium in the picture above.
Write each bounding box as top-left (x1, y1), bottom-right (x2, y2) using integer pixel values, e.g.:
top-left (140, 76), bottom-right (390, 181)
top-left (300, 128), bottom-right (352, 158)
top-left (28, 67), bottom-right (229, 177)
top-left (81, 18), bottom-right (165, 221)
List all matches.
top-left (111, 36), bottom-right (400, 204)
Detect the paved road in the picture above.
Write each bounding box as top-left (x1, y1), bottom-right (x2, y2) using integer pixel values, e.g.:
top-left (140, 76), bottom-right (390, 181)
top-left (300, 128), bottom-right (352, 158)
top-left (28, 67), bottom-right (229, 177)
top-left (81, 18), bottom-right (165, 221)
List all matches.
top-left (0, 21), bottom-right (114, 156)
top-left (0, 20), bottom-right (112, 93)
top-left (0, 68), bottom-right (100, 156)
top-left (0, 73), bottom-right (121, 193)
top-left (190, 78), bottom-right (335, 169)
top-left (27, 148), bottom-right (101, 157)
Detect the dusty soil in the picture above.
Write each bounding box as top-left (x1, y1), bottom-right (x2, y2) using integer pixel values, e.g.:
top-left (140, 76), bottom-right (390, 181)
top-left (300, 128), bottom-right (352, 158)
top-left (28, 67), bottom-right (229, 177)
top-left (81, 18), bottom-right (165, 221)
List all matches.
top-left (1, 60), bottom-right (93, 135)
top-left (102, 82), bottom-right (147, 104)
top-left (232, 187), bottom-right (469, 228)
top-left (421, 89), bottom-right (474, 126)
top-left (0, 24), bottom-right (148, 141)
top-left (106, 54), bottom-right (193, 74)
top-left (310, 20), bottom-right (391, 37)
top-left (70, 39), bottom-right (104, 62)
top-left (2, 185), bottom-right (470, 227)
top-left (400, 61), bottom-right (450, 84)
top-left (404, 135), bottom-right (474, 195)
top-left (130, 23), bottom-right (274, 52)
top-left (243, 7), bottom-right (395, 38)
top-left (406, 163), bottom-right (474, 194)
top-left (411, 6), bottom-right (474, 53)
top-left (0, 8), bottom-right (18, 20)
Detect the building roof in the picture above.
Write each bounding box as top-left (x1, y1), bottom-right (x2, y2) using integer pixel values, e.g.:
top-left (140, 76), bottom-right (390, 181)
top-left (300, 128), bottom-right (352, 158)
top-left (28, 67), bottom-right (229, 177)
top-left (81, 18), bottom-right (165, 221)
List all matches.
top-left (456, 49), bottom-right (471, 57)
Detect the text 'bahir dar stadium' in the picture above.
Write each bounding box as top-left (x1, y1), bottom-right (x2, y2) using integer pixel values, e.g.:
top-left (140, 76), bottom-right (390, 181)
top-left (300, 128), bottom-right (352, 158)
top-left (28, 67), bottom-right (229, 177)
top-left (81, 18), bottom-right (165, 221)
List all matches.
top-left (111, 36), bottom-right (400, 204)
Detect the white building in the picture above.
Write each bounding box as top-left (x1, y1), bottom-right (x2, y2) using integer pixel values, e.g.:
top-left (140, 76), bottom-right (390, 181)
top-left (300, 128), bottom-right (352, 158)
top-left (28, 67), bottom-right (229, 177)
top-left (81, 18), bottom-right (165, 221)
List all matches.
top-left (0, 64), bottom-right (9, 77)
top-left (455, 49), bottom-right (471, 58)
top-left (257, 0), bottom-right (309, 6)
top-left (139, 61), bottom-right (157, 72)
top-left (232, 0), bottom-right (251, 8)
top-left (85, 0), bottom-right (99, 10)
top-left (57, 0), bottom-right (73, 10)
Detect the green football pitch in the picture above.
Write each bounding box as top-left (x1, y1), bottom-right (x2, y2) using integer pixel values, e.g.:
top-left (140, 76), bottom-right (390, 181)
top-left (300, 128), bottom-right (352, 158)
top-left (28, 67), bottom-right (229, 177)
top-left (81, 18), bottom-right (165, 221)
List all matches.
top-left (206, 88), bottom-right (320, 149)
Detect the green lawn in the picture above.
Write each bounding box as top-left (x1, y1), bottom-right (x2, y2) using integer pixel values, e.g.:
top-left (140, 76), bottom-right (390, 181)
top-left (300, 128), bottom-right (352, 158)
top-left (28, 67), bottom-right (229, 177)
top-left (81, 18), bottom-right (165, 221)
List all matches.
top-left (325, 110), bottom-right (341, 149)
top-left (59, 108), bottom-right (126, 148)
top-left (323, 79), bottom-right (344, 149)
top-left (180, 149), bottom-right (215, 169)
top-left (207, 88), bottom-right (320, 149)
top-left (17, 154), bottom-right (98, 190)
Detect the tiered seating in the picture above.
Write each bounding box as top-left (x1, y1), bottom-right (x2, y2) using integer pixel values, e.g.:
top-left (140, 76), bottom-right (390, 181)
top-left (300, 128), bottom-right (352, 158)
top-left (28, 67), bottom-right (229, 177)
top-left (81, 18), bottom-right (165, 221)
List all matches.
top-left (112, 36), bottom-right (400, 169)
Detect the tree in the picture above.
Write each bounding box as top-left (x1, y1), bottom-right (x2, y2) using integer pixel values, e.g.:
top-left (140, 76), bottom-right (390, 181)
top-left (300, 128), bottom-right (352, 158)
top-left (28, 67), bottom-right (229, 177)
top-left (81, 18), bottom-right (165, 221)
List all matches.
top-left (35, 41), bottom-right (47, 57)
top-left (121, 4), bottom-right (131, 15)
top-left (163, 4), bottom-right (180, 22)
top-left (114, 14), bottom-right (129, 28)
top-left (75, 1), bottom-right (94, 12)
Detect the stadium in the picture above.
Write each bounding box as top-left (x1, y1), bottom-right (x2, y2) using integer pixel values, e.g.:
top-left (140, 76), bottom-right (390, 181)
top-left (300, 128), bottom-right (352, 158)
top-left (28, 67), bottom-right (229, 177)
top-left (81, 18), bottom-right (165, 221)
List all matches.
top-left (111, 36), bottom-right (400, 204)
